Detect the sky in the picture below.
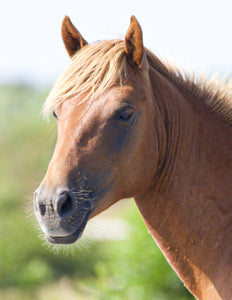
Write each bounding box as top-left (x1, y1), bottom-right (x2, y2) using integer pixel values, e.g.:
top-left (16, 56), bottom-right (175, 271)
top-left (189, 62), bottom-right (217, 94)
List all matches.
top-left (1, 0), bottom-right (232, 87)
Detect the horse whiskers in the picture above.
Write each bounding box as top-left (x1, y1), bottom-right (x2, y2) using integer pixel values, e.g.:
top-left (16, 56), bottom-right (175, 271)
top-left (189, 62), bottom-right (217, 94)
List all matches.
top-left (42, 235), bottom-right (92, 257)
top-left (30, 209), bottom-right (92, 256)
top-left (71, 188), bottom-right (95, 201)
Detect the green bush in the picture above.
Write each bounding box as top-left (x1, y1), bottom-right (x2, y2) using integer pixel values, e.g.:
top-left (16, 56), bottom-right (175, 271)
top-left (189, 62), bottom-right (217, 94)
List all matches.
top-left (91, 204), bottom-right (193, 300)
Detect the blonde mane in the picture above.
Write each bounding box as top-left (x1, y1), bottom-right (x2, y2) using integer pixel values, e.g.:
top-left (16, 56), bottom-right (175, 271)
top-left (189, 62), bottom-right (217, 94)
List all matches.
top-left (43, 40), bottom-right (129, 117)
top-left (43, 39), bottom-right (232, 123)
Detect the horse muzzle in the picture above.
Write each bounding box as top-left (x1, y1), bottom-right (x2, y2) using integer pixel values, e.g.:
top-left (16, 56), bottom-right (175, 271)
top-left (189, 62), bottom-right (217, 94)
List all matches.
top-left (34, 187), bottom-right (92, 244)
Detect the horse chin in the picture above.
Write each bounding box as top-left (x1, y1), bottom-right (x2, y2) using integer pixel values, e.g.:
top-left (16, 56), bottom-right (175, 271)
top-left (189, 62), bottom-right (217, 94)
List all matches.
top-left (45, 210), bottom-right (91, 244)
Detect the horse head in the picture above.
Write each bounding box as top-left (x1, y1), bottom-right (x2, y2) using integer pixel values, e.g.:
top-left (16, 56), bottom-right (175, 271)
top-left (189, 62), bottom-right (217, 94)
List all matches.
top-left (34, 16), bottom-right (159, 244)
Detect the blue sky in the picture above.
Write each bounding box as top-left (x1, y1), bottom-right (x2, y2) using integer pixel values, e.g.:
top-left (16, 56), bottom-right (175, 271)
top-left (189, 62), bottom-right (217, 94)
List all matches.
top-left (1, 0), bottom-right (232, 86)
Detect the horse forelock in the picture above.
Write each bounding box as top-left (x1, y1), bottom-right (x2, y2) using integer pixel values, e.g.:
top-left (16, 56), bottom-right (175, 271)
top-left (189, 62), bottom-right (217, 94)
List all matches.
top-left (42, 39), bottom-right (232, 124)
top-left (42, 40), bottom-right (131, 118)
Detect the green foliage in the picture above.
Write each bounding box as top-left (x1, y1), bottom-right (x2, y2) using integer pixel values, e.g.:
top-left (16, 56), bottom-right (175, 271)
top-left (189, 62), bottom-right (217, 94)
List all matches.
top-left (0, 85), bottom-right (193, 299)
top-left (91, 205), bottom-right (193, 300)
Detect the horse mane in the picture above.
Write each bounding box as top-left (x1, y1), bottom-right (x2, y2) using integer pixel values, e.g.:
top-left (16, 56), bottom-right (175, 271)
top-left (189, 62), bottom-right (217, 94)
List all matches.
top-left (43, 40), bottom-right (128, 117)
top-left (43, 39), bottom-right (232, 124)
top-left (146, 48), bottom-right (232, 124)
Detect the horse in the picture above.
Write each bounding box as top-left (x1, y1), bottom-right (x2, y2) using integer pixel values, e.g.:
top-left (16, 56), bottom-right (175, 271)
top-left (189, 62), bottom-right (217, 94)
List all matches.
top-left (34, 15), bottom-right (232, 300)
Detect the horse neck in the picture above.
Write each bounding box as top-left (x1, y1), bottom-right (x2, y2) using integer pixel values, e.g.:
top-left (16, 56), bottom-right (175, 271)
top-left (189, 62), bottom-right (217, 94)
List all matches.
top-left (134, 66), bottom-right (232, 299)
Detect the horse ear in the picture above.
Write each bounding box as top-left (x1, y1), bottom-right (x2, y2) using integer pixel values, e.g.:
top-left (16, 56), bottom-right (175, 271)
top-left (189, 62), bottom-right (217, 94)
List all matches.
top-left (125, 16), bottom-right (144, 67)
top-left (61, 16), bottom-right (88, 58)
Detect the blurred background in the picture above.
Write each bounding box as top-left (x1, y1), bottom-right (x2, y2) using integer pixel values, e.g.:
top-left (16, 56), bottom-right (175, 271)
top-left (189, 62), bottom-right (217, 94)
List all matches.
top-left (1, 0), bottom-right (231, 299)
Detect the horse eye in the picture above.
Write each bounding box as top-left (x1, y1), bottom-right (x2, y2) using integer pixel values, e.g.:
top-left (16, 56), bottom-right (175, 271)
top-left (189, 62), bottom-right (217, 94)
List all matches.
top-left (117, 108), bottom-right (133, 120)
top-left (52, 111), bottom-right (58, 120)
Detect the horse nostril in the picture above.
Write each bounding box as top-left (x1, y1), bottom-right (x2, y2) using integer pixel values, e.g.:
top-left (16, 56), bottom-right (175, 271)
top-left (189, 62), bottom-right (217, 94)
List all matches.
top-left (57, 191), bottom-right (74, 217)
top-left (34, 190), bottom-right (46, 216)
top-left (39, 204), bottom-right (46, 216)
